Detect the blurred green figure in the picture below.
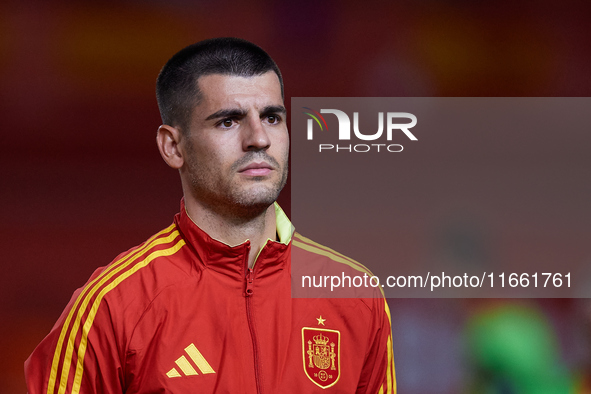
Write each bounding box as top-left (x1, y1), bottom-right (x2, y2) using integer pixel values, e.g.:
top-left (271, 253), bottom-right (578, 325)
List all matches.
top-left (465, 303), bottom-right (579, 394)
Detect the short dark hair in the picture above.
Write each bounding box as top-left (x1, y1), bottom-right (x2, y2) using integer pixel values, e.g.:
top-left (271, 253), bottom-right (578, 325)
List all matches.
top-left (156, 37), bottom-right (283, 132)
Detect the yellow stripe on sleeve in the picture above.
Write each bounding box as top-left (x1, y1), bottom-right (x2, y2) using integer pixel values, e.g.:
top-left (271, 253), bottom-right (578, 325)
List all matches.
top-left (47, 224), bottom-right (177, 394)
top-left (387, 334), bottom-right (393, 394)
top-left (391, 346), bottom-right (397, 394)
top-left (384, 300), bottom-right (392, 328)
top-left (70, 239), bottom-right (186, 394)
top-left (58, 230), bottom-right (181, 394)
top-left (384, 300), bottom-right (396, 393)
top-left (293, 233), bottom-right (371, 273)
top-left (292, 239), bottom-right (372, 276)
top-left (292, 239), bottom-right (385, 298)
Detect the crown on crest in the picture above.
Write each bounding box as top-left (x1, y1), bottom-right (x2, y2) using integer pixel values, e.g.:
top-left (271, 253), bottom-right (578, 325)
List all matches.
top-left (313, 333), bottom-right (330, 346)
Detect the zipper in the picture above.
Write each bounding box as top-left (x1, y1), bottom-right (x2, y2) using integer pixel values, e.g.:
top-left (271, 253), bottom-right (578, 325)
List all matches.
top-left (245, 254), bottom-right (263, 393)
top-left (245, 268), bottom-right (255, 296)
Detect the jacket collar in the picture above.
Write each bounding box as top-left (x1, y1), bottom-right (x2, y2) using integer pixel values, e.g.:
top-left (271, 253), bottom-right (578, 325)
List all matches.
top-left (174, 199), bottom-right (293, 277)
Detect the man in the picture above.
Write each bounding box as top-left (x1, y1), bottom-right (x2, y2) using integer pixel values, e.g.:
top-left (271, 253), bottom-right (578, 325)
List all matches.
top-left (25, 38), bottom-right (395, 393)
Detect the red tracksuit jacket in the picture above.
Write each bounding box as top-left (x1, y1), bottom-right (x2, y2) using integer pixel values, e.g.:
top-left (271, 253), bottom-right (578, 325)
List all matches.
top-left (25, 202), bottom-right (396, 393)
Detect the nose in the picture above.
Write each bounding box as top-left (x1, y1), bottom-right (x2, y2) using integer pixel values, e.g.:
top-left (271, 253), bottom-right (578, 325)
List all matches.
top-left (242, 117), bottom-right (271, 151)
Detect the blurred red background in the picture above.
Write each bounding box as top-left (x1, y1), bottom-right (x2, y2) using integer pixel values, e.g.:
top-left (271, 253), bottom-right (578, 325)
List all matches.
top-left (1, 0), bottom-right (590, 392)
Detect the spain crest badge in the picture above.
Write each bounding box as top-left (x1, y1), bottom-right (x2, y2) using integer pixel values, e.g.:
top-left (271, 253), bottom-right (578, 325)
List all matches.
top-left (302, 327), bottom-right (341, 388)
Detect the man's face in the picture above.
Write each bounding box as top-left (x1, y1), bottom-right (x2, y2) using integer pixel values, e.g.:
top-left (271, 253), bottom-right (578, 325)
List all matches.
top-left (180, 71), bottom-right (289, 218)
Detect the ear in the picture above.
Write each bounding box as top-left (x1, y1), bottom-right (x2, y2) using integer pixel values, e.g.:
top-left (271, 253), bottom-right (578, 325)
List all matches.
top-left (157, 124), bottom-right (184, 169)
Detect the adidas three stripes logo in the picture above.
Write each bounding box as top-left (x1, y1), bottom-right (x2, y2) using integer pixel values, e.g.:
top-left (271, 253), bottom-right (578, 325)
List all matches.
top-left (166, 343), bottom-right (216, 378)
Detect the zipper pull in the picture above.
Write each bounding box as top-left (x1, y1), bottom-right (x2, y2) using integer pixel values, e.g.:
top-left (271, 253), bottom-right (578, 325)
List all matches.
top-left (245, 268), bottom-right (255, 297)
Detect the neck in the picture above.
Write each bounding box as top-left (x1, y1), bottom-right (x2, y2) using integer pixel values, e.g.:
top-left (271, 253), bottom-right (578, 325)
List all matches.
top-left (184, 197), bottom-right (277, 268)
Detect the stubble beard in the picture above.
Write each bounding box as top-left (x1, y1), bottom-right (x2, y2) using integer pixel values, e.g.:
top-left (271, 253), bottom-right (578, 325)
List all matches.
top-left (187, 151), bottom-right (288, 222)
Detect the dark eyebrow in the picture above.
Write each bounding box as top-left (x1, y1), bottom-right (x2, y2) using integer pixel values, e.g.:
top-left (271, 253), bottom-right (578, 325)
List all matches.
top-left (204, 105), bottom-right (286, 121)
top-left (260, 105), bottom-right (287, 117)
top-left (205, 108), bottom-right (248, 121)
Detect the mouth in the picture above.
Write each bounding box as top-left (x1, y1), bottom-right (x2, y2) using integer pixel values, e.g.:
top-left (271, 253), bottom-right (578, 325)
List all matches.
top-left (238, 161), bottom-right (274, 176)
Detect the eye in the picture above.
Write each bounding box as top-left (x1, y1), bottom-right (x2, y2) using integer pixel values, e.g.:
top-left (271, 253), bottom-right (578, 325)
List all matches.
top-left (220, 118), bottom-right (234, 128)
top-left (267, 115), bottom-right (281, 124)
